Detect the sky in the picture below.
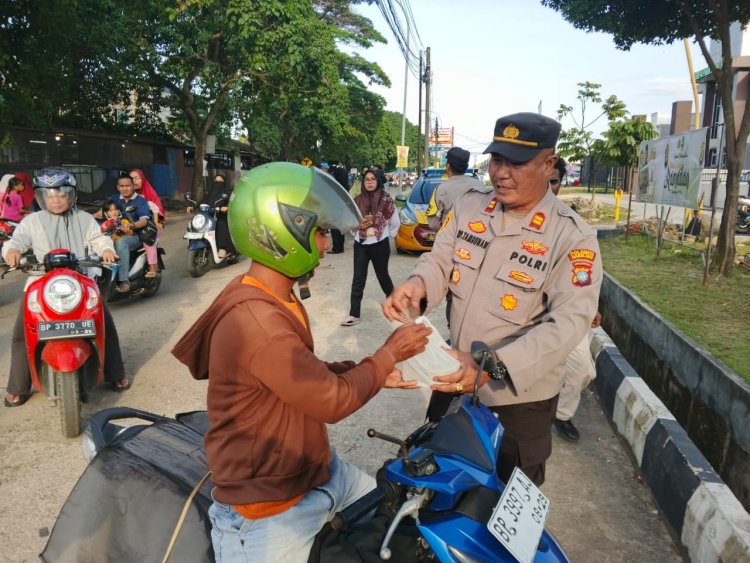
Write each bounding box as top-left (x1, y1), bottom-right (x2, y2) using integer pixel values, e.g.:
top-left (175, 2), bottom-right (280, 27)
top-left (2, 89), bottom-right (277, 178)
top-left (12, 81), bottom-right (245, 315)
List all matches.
top-left (351, 0), bottom-right (709, 166)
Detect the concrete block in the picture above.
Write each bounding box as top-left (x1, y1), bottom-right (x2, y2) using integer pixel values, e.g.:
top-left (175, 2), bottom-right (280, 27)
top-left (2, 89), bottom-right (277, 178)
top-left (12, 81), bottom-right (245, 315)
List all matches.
top-left (682, 481), bottom-right (750, 563)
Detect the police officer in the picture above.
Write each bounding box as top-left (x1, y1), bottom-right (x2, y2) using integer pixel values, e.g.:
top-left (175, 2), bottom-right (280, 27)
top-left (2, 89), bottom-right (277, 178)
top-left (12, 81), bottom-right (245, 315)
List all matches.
top-left (383, 112), bottom-right (602, 486)
top-left (426, 146), bottom-right (485, 232)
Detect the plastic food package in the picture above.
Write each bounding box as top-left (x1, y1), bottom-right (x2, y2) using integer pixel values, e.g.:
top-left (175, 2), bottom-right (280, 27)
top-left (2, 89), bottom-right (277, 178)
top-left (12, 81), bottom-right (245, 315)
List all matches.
top-left (395, 316), bottom-right (460, 387)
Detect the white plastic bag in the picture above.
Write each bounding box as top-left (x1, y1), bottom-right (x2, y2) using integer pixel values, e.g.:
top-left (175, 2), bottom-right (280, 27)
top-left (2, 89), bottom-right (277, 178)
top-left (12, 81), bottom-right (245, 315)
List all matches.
top-left (395, 316), bottom-right (460, 387)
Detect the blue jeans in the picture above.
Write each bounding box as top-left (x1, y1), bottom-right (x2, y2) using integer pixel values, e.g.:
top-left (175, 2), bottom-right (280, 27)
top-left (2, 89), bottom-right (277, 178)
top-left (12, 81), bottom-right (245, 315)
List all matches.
top-left (114, 235), bottom-right (141, 281)
top-left (208, 452), bottom-right (375, 563)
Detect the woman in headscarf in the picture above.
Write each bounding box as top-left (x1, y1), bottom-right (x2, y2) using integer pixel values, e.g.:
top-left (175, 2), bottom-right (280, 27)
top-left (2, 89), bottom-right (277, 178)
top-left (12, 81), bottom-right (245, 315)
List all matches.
top-left (341, 169), bottom-right (399, 326)
top-left (0, 174), bottom-right (14, 218)
top-left (189, 172), bottom-right (236, 259)
top-left (13, 173), bottom-right (35, 210)
top-left (129, 169), bottom-right (165, 277)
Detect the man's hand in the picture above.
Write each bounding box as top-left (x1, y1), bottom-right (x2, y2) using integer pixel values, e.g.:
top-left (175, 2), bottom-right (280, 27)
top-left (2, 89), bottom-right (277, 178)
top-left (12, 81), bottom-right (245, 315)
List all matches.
top-left (4, 248), bottom-right (21, 268)
top-left (431, 349), bottom-right (490, 394)
top-left (591, 312), bottom-right (602, 328)
top-left (380, 322), bottom-right (431, 363)
top-left (382, 276), bottom-right (426, 322)
top-left (384, 368), bottom-right (418, 389)
top-left (101, 249), bottom-right (117, 264)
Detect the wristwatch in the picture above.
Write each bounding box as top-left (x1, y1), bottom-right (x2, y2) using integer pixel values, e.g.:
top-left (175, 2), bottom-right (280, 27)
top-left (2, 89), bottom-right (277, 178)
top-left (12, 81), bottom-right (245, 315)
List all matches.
top-left (489, 360), bottom-right (509, 381)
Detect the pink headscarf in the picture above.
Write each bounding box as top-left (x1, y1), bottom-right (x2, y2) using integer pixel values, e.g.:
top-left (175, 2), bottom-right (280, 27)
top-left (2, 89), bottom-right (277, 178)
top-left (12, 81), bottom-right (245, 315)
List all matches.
top-left (130, 168), bottom-right (165, 216)
top-left (13, 172), bottom-right (35, 209)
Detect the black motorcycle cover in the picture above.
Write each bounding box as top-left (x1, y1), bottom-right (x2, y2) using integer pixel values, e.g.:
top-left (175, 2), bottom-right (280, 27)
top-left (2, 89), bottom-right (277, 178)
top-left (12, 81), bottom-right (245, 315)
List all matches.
top-left (40, 412), bottom-right (214, 563)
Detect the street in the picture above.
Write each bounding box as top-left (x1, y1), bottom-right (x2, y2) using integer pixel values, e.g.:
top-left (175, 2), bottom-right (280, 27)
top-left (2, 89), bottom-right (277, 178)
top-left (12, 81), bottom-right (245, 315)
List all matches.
top-left (0, 215), bottom-right (684, 562)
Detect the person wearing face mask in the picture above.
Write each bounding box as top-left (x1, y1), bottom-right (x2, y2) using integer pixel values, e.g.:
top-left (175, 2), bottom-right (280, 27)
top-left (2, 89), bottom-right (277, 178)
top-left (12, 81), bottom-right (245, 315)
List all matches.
top-left (2, 167), bottom-right (131, 407)
top-left (188, 173), bottom-right (236, 259)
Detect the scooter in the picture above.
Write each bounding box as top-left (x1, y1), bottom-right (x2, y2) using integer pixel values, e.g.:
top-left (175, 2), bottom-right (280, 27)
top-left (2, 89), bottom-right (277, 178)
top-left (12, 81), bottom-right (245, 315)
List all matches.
top-left (41, 343), bottom-right (570, 562)
top-left (1, 249), bottom-right (114, 438)
top-left (0, 218), bottom-right (19, 265)
top-left (736, 195), bottom-right (750, 234)
top-left (184, 192), bottom-right (239, 278)
top-left (97, 208), bottom-right (165, 302)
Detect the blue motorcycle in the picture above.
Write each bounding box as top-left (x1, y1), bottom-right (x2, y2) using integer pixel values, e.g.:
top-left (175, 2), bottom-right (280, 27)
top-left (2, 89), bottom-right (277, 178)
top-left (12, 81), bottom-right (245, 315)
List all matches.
top-left (40, 344), bottom-right (569, 562)
top-left (184, 192), bottom-right (239, 278)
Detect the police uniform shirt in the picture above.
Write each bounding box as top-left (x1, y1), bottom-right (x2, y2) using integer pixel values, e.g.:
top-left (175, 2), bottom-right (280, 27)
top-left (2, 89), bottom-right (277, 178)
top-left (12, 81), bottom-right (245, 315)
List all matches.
top-left (412, 187), bottom-right (602, 407)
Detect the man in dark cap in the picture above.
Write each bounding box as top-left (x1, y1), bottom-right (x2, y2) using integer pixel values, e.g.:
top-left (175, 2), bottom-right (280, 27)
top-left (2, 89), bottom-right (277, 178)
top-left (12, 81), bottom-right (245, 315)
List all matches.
top-left (383, 112), bottom-right (602, 486)
top-left (426, 146), bottom-right (485, 232)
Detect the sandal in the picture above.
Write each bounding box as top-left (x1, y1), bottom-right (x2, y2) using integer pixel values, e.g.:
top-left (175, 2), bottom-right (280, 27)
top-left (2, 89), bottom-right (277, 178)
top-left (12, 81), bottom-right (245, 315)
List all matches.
top-left (111, 378), bottom-right (132, 392)
top-left (340, 316), bottom-right (360, 327)
top-left (145, 270), bottom-right (158, 278)
top-left (4, 393), bottom-right (30, 408)
top-left (116, 282), bottom-right (131, 293)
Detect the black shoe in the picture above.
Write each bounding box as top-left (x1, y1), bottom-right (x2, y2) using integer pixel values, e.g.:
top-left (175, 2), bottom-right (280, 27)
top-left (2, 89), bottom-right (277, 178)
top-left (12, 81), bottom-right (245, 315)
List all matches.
top-left (553, 418), bottom-right (580, 442)
top-left (298, 284), bottom-right (311, 300)
top-left (329, 249), bottom-right (344, 254)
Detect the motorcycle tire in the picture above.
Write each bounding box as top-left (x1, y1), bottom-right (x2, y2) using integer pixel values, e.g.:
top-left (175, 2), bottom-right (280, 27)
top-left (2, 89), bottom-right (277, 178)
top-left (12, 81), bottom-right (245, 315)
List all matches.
top-left (736, 222), bottom-right (750, 234)
top-left (187, 248), bottom-right (214, 278)
top-left (141, 272), bottom-right (162, 298)
top-left (56, 370), bottom-right (81, 438)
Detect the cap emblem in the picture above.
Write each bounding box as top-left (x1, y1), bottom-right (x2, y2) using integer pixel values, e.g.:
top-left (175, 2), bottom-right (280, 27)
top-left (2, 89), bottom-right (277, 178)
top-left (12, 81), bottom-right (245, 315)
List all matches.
top-left (503, 124), bottom-right (520, 139)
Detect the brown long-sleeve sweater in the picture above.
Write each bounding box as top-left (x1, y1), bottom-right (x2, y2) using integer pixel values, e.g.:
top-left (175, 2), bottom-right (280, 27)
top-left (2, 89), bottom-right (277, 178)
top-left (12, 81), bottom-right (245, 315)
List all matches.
top-left (171, 275), bottom-right (395, 505)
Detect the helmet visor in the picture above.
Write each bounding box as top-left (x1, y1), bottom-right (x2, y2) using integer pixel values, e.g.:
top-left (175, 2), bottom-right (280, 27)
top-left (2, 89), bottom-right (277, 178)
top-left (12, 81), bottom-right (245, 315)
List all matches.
top-left (304, 168), bottom-right (362, 232)
top-left (35, 185), bottom-right (76, 212)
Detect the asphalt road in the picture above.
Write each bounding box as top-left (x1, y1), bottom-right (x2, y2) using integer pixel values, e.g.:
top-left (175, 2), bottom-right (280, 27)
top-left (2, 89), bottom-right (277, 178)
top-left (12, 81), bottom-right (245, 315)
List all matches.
top-left (0, 214), bottom-right (684, 562)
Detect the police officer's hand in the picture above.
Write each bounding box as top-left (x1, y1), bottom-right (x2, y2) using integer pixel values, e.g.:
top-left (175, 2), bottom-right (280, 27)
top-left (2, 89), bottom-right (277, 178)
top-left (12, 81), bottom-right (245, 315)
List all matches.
top-left (101, 249), bottom-right (117, 264)
top-left (591, 312), bottom-right (602, 328)
top-left (4, 248), bottom-right (21, 268)
top-left (432, 349), bottom-right (490, 394)
top-left (382, 276), bottom-right (426, 322)
top-left (380, 322), bottom-right (431, 363)
top-left (383, 368), bottom-right (418, 389)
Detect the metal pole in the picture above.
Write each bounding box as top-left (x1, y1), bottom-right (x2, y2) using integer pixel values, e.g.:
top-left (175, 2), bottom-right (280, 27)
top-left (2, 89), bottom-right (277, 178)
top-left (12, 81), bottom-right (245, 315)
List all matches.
top-left (417, 51), bottom-right (423, 175)
top-left (423, 48), bottom-right (431, 171)
top-left (399, 18), bottom-right (409, 191)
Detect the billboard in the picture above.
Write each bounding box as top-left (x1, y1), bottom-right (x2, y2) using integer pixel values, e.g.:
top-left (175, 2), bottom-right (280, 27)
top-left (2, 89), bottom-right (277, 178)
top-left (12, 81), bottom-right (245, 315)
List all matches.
top-left (636, 129), bottom-right (707, 207)
top-left (431, 127), bottom-right (454, 146)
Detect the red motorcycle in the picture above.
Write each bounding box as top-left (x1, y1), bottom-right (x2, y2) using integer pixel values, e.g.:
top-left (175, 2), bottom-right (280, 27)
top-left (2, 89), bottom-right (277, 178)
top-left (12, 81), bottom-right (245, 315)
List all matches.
top-left (5, 248), bottom-right (111, 437)
top-left (0, 218), bottom-right (19, 265)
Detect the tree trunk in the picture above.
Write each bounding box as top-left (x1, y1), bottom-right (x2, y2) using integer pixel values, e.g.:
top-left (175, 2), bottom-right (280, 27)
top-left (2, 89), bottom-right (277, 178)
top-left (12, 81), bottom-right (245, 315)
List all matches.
top-left (713, 135), bottom-right (739, 274)
top-left (192, 135), bottom-right (206, 202)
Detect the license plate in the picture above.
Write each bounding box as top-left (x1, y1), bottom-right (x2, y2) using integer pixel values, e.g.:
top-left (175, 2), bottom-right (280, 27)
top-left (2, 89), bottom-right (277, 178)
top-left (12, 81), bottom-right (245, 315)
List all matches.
top-left (37, 320), bottom-right (96, 341)
top-left (183, 232), bottom-right (204, 239)
top-left (487, 468), bottom-right (550, 563)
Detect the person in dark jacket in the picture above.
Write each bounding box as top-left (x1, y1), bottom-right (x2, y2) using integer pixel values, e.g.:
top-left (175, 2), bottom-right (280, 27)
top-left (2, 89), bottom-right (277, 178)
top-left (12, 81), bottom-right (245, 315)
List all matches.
top-left (171, 162), bottom-right (430, 563)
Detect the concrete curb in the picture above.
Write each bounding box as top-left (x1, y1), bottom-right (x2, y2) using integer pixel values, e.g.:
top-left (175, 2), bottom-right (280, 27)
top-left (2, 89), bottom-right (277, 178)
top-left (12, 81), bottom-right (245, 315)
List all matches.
top-left (590, 329), bottom-right (750, 563)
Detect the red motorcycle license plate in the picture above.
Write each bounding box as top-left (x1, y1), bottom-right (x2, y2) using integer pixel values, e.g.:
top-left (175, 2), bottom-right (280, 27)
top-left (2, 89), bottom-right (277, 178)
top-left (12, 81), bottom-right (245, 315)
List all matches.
top-left (37, 320), bottom-right (96, 340)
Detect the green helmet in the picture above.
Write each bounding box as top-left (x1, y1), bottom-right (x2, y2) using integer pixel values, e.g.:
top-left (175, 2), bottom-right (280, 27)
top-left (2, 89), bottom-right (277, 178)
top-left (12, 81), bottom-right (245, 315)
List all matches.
top-left (228, 162), bottom-right (362, 278)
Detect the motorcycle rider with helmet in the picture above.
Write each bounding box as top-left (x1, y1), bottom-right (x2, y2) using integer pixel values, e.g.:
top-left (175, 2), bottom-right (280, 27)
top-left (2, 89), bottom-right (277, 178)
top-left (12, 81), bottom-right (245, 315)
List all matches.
top-left (2, 167), bottom-right (131, 407)
top-left (171, 162), bottom-right (431, 563)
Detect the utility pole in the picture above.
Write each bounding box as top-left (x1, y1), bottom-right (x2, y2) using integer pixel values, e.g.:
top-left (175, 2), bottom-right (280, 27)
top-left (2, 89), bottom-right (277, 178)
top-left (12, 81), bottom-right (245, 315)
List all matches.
top-left (423, 47), bottom-right (431, 170)
top-left (417, 51), bottom-right (423, 175)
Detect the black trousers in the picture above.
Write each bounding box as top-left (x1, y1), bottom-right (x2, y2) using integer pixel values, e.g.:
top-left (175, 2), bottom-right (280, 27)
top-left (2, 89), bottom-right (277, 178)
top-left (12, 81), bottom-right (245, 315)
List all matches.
top-left (7, 300), bottom-right (126, 395)
top-left (426, 390), bottom-right (558, 487)
top-left (348, 238), bottom-right (394, 318)
top-left (215, 213), bottom-right (236, 254)
top-left (330, 229), bottom-right (345, 253)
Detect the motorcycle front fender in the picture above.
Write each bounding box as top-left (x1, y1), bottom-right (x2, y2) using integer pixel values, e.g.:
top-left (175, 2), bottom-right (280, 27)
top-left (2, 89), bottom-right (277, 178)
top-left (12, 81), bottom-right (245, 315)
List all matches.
top-left (187, 239), bottom-right (210, 251)
top-left (41, 340), bottom-right (92, 373)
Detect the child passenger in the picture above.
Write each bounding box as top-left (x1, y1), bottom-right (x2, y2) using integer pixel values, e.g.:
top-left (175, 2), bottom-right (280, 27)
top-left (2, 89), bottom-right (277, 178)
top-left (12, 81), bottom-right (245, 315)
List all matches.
top-left (100, 201), bottom-right (130, 241)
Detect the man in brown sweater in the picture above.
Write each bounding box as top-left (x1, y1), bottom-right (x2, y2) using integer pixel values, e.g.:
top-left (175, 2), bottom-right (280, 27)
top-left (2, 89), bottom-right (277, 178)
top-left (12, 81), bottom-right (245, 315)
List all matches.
top-left (172, 162), bottom-right (430, 563)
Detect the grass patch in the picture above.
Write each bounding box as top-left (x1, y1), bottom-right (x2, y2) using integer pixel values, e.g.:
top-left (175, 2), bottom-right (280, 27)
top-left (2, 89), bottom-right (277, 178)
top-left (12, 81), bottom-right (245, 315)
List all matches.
top-left (600, 233), bottom-right (750, 381)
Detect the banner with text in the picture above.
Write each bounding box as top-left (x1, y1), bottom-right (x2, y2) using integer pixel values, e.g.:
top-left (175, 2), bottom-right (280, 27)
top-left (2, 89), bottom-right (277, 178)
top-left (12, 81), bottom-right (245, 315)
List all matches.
top-left (396, 145), bottom-right (409, 168)
top-left (636, 128), bottom-right (707, 207)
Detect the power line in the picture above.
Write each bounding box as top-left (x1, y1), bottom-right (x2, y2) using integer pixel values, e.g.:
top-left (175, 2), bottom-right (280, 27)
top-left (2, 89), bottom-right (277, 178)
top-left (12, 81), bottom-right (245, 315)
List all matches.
top-left (375, 0), bottom-right (423, 79)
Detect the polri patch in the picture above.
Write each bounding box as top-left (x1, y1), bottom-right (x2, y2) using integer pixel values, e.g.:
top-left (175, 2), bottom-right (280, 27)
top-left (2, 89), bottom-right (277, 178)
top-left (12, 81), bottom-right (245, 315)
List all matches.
top-left (568, 248), bottom-right (596, 262)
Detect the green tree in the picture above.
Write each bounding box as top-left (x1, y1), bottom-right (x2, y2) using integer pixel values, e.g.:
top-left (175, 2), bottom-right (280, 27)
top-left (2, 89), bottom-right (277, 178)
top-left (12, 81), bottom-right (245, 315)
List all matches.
top-left (591, 118), bottom-right (659, 191)
top-left (556, 81), bottom-right (627, 164)
top-left (542, 0), bottom-right (750, 274)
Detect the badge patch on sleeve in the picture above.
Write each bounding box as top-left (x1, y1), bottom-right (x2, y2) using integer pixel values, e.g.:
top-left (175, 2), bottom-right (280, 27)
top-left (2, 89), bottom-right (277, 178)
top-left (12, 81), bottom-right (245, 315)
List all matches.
top-left (455, 248), bottom-right (471, 260)
top-left (528, 212), bottom-right (546, 230)
top-left (522, 240), bottom-right (548, 255)
top-left (571, 261), bottom-right (593, 287)
top-left (451, 268), bottom-right (460, 284)
top-left (500, 294), bottom-right (518, 310)
top-left (568, 248), bottom-right (597, 262)
top-left (468, 220), bottom-right (487, 233)
top-left (438, 210), bottom-right (453, 235)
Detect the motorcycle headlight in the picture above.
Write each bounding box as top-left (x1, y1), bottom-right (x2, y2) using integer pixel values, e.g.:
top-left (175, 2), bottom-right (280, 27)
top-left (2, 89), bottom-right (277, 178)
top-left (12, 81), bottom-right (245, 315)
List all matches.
top-left (191, 214), bottom-right (206, 230)
top-left (44, 275), bottom-right (82, 313)
top-left (399, 208), bottom-right (416, 226)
